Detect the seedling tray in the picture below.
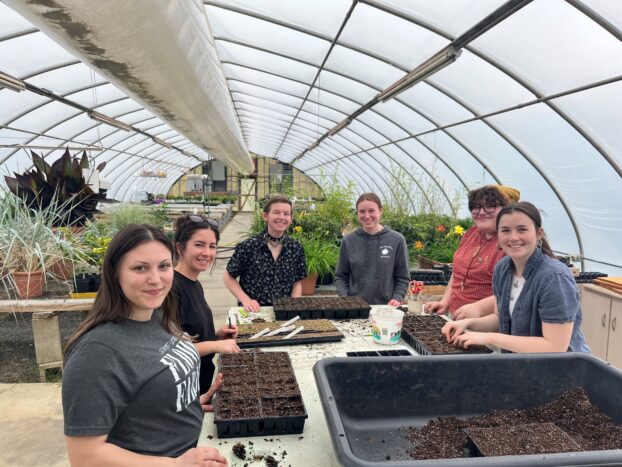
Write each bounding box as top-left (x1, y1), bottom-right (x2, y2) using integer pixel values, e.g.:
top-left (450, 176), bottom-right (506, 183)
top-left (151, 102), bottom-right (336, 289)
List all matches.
top-left (401, 315), bottom-right (492, 355)
top-left (214, 351), bottom-right (308, 438)
top-left (313, 353), bottom-right (622, 466)
top-left (236, 319), bottom-right (344, 348)
top-left (273, 296), bottom-right (370, 320)
top-left (346, 349), bottom-right (413, 357)
top-left (465, 422), bottom-right (580, 457)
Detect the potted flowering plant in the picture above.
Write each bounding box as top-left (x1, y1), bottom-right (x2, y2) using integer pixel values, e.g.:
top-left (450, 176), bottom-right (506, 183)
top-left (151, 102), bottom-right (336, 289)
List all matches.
top-left (415, 223), bottom-right (469, 268)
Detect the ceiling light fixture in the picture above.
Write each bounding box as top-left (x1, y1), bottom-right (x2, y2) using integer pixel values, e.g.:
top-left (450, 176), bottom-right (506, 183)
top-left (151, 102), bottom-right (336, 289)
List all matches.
top-left (0, 71), bottom-right (26, 92)
top-left (377, 46), bottom-right (462, 103)
top-left (153, 136), bottom-right (173, 149)
top-left (328, 118), bottom-right (351, 137)
top-left (88, 111), bottom-right (132, 131)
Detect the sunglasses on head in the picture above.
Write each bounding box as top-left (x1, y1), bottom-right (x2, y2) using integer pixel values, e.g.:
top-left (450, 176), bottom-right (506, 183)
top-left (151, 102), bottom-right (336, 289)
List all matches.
top-left (182, 215), bottom-right (220, 233)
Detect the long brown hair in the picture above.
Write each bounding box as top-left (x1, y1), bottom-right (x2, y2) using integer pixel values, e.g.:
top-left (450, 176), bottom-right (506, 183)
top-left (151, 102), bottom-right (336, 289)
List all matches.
top-left (356, 192), bottom-right (382, 210)
top-left (496, 202), bottom-right (555, 258)
top-left (65, 224), bottom-right (181, 356)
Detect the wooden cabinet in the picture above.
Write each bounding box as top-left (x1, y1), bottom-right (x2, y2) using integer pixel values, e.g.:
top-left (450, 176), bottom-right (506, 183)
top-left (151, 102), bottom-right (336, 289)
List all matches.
top-left (608, 300), bottom-right (622, 368)
top-left (580, 284), bottom-right (622, 368)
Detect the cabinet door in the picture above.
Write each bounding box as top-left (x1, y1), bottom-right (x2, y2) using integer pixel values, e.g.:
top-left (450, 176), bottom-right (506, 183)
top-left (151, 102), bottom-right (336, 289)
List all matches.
top-left (607, 300), bottom-right (622, 369)
top-left (580, 289), bottom-right (611, 360)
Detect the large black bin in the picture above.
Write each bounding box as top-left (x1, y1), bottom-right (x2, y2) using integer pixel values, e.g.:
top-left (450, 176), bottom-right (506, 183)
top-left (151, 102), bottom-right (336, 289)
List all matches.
top-left (313, 353), bottom-right (622, 466)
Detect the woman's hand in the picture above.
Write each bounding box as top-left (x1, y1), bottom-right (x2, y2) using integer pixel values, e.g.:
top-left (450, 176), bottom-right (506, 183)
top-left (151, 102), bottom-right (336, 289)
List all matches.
top-left (177, 447), bottom-right (227, 466)
top-left (453, 331), bottom-right (491, 349)
top-left (388, 299), bottom-right (402, 307)
top-left (426, 300), bottom-right (449, 315)
top-left (441, 320), bottom-right (469, 343)
top-left (217, 339), bottom-right (240, 354)
top-left (452, 303), bottom-right (483, 320)
top-left (216, 325), bottom-right (238, 339)
top-left (199, 374), bottom-right (223, 412)
top-left (241, 297), bottom-right (260, 313)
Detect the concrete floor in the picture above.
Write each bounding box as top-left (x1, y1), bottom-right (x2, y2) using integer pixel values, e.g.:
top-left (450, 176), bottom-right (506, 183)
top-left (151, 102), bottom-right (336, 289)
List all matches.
top-left (0, 212), bottom-right (254, 467)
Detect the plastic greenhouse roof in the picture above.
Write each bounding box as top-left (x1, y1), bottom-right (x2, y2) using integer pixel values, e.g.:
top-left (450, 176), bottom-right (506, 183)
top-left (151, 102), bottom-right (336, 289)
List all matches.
top-left (0, 0), bottom-right (621, 275)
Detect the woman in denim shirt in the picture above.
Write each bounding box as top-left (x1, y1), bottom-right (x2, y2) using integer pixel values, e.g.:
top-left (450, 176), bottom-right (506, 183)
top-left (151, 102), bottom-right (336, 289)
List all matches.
top-left (442, 202), bottom-right (590, 353)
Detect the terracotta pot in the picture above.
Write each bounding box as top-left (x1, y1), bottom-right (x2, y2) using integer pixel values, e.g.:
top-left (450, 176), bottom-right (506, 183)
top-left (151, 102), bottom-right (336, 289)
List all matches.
top-left (12, 270), bottom-right (45, 299)
top-left (301, 273), bottom-right (319, 295)
top-left (52, 259), bottom-right (74, 281)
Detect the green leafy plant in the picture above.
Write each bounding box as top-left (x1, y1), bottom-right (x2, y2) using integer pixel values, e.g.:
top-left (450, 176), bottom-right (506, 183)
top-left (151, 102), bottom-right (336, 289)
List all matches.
top-left (291, 231), bottom-right (339, 277)
top-left (4, 149), bottom-right (107, 226)
top-left (0, 193), bottom-right (61, 273)
top-left (107, 203), bottom-right (171, 232)
top-left (412, 218), bottom-right (473, 264)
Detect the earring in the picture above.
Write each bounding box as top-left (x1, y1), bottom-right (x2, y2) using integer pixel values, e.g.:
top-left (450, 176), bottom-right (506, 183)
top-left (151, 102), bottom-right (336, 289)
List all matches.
top-left (537, 239), bottom-right (543, 248)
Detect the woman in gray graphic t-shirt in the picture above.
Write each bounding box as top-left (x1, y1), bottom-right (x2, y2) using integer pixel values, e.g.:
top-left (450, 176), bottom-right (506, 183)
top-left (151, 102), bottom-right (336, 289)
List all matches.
top-left (62, 224), bottom-right (226, 465)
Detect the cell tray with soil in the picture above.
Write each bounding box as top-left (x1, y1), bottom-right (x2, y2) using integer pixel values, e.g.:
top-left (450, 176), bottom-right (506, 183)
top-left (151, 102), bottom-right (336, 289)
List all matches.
top-left (408, 388), bottom-right (622, 461)
top-left (273, 296), bottom-right (370, 320)
top-left (236, 319), bottom-right (345, 348)
top-left (401, 315), bottom-right (492, 355)
top-left (214, 351), bottom-right (308, 438)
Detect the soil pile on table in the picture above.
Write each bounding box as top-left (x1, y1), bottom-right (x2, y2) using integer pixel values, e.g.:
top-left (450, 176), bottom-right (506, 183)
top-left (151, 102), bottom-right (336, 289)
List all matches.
top-left (406, 388), bottom-right (622, 459)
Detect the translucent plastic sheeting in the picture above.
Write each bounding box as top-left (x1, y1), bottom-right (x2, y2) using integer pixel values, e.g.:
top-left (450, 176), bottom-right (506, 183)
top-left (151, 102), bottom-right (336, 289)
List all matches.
top-left (471, 0), bottom-right (622, 95)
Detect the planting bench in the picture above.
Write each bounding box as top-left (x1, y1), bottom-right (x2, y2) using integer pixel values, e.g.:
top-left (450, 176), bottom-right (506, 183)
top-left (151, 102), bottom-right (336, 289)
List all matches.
top-left (0, 298), bottom-right (93, 381)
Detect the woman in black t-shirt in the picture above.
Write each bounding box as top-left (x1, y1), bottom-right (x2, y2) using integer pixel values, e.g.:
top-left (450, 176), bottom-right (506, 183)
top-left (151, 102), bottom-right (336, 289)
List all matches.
top-left (172, 214), bottom-right (239, 394)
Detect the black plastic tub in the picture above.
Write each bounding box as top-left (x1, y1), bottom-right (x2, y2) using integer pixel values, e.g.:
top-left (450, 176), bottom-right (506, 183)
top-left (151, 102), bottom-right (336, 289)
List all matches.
top-left (313, 353), bottom-right (622, 466)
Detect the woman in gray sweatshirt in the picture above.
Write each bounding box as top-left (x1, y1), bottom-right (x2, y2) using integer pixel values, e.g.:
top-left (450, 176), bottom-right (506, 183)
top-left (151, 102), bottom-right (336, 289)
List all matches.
top-left (335, 193), bottom-right (410, 306)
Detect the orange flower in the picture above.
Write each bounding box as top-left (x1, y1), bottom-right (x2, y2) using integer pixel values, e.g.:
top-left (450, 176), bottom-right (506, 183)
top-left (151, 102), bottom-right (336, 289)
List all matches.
top-left (437, 225), bottom-right (446, 232)
top-left (414, 241), bottom-right (424, 250)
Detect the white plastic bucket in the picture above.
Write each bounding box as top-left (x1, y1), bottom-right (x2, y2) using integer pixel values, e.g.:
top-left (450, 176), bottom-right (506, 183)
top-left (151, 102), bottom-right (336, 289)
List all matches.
top-left (370, 307), bottom-right (404, 345)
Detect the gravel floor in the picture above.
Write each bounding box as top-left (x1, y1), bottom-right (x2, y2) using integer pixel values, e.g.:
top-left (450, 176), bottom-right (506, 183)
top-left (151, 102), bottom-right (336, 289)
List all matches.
top-left (0, 310), bottom-right (83, 383)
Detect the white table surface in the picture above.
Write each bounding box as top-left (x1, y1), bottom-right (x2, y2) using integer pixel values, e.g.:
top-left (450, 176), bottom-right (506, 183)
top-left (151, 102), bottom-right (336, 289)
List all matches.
top-left (198, 306), bottom-right (420, 467)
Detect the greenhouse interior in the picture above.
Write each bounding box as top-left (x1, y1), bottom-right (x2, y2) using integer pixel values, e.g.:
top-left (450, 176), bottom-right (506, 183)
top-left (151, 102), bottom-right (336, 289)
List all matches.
top-left (1, 0), bottom-right (622, 466)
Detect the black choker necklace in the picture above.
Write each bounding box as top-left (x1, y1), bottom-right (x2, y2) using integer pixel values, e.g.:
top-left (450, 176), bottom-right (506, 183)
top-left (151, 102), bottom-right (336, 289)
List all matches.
top-left (265, 232), bottom-right (285, 244)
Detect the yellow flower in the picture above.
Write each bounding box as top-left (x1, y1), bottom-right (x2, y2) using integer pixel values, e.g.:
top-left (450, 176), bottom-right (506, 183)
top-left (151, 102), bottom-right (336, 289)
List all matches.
top-left (293, 226), bottom-right (302, 233)
top-left (454, 225), bottom-right (465, 236)
top-left (414, 241), bottom-right (425, 250)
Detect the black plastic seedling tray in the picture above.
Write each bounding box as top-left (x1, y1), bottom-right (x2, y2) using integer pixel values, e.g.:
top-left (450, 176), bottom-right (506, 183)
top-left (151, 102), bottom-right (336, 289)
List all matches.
top-left (239, 333), bottom-right (343, 349)
top-left (313, 353), bottom-right (622, 466)
top-left (401, 328), bottom-right (493, 355)
top-left (346, 349), bottom-right (413, 357)
top-left (273, 296), bottom-right (370, 320)
top-left (214, 352), bottom-right (308, 438)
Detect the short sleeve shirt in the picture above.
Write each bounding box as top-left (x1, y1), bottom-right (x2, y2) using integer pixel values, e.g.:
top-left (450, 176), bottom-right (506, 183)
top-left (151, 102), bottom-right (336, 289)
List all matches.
top-left (226, 233), bottom-right (306, 306)
top-left (172, 271), bottom-right (217, 394)
top-left (62, 311), bottom-right (203, 457)
top-left (450, 226), bottom-right (505, 313)
top-left (492, 248), bottom-right (590, 353)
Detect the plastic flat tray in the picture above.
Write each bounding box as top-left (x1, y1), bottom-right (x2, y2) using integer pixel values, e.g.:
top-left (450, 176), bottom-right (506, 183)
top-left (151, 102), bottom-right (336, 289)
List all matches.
top-left (401, 328), bottom-right (492, 355)
top-left (274, 307), bottom-right (370, 320)
top-left (346, 349), bottom-right (413, 357)
top-left (214, 352), bottom-right (308, 438)
top-left (273, 296), bottom-right (371, 320)
top-left (238, 333), bottom-right (344, 349)
top-left (313, 353), bottom-right (622, 466)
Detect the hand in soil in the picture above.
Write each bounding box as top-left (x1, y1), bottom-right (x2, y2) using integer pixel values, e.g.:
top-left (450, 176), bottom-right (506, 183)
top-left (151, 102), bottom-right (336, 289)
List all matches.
top-left (200, 373), bottom-right (224, 412)
top-left (178, 446), bottom-right (227, 466)
top-left (452, 330), bottom-right (490, 349)
top-left (440, 320), bottom-right (467, 343)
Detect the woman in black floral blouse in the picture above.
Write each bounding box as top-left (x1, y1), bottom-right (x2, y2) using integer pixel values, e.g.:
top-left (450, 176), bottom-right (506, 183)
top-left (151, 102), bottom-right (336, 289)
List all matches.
top-left (224, 195), bottom-right (306, 312)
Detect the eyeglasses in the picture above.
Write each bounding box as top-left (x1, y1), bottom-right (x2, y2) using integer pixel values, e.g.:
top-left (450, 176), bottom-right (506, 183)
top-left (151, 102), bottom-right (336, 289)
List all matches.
top-left (470, 204), bottom-right (498, 214)
top-left (181, 215), bottom-right (220, 235)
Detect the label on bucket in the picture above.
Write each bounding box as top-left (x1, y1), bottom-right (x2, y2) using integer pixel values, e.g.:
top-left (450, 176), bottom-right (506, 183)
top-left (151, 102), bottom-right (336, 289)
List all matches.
top-left (370, 307), bottom-right (404, 345)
